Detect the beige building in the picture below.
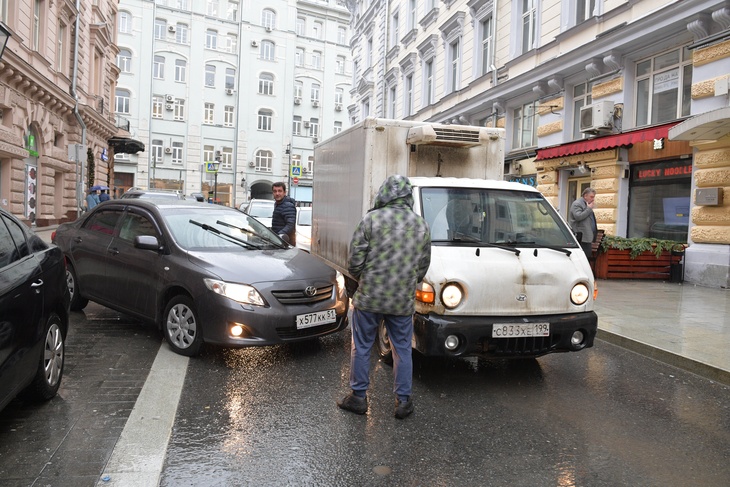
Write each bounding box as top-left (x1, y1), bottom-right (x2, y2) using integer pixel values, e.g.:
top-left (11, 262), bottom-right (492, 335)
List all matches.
top-left (0, 0), bottom-right (135, 227)
top-left (347, 0), bottom-right (730, 288)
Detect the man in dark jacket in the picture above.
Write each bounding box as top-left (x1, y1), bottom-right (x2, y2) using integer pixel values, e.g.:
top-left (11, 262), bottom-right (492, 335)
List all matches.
top-left (271, 182), bottom-right (296, 245)
top-left (337, 175), bottom-right (431, 419)
top-left (569, 187), bottom-right (597, 257)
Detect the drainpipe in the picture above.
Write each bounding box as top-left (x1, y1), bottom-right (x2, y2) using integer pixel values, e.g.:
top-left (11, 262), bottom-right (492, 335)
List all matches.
top-left (491, 0), bottom-right (498, 88)
top-left (71, 0), bottom-right (86, 218)
top-left (380, 0), bottom-right (390, 117)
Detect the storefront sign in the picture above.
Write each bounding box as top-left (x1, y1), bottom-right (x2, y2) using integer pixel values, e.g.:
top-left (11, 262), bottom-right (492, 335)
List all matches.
top-left (633, 160), bottom-right (692, 182)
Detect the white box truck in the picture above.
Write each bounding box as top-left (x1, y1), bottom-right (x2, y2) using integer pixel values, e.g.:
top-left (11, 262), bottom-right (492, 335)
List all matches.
top-left (312, 118), bottom-right (597, 360)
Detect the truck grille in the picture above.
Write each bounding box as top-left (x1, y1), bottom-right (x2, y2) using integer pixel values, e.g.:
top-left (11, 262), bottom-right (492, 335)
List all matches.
top-left (481, 334), bottom-right (560, 356)
top-left (433, 127), bottom-right (481, 144)
top-left (271, 285), bottom-right (333, 305)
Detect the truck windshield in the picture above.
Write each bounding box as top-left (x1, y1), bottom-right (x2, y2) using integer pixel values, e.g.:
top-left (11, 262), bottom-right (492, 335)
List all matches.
top-left (420, 187), bottom-right (577, 248)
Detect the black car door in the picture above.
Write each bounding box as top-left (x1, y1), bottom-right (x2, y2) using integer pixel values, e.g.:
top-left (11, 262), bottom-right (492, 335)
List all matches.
top-left (0, 213), bottom-right (42, 405)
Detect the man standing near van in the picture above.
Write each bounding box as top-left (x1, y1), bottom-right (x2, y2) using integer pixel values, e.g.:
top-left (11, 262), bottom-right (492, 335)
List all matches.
top-left (271, 182), bottom-right (296, 245)
top-left (569, 187), bottom-right (598, 257)
top-left (337, 175), bottom-right (431, 419)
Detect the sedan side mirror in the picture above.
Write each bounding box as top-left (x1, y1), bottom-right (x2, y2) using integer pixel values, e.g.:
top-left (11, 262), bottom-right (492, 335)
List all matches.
top-left (135, 235), bottom-right (162, 251)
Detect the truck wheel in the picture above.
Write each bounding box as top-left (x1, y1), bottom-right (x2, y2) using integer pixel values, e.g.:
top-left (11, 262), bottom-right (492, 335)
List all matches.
top-left (376, 318), bottom-right (393, 366)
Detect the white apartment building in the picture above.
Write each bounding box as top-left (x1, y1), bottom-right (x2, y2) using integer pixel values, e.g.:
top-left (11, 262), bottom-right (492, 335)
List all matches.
top-left (116, 0), bottom-right (352, 206)
top-left (0, 0), bottom-right (130, 226)
top-left (347, 0), bottom-right (730, 288)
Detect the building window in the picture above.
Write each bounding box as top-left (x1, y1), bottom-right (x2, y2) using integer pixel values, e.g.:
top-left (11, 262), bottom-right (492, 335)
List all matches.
top-left (306, 156), bottom-right (314, 173)
top-left (206, 29), bottom-right (218, 50)
top-left (423, 60), bottom-right (433, 106)
top-left (293, 116), bottom-right (302, 136)
top-left (366, 38), bottom-right (373, 68)
top-left (313, 21), bottom-right (323, 39)
top-left (255, 150), bottom-right (273, 172)
top-left (362, 99), bottom-right (370, 118)
top-left (206, 0), bottom-right (217, 17)
top-left (311, 84), bottom-right (320, 103)
top-left (152, 96), bottom-right (163, 118)
top-left (204, 103), bottom-right (214, 124)
top-left (388, 85), bottom-right (397, 118)
top-left (154, 18), bottom-right (166, 40)
top-left (32, 0), bottom-right (41, 51)
top-left (227, 0), bottom-right (238, 21)
top-left (258, 109), bottom-right (272, 131)
top-left (447, 39), bottom-right (460, 93)
top-left (513, 101), bottom-right (538, 149)
top-left (309, 118), bottom-right (319, 138)
top-left (335, 88), bottom-right (344, 105)
top-left (175, 59), bottom-right (187, 82)
top-left (225, 68), bottom-right (235, 89)
top-left (57, 22), bottom-right (68, 73)
top-left (119, 11), bottom-right (132, 33)
top-left (205, 65), bottom-right (215, 87)
top-left (635, 47), bottom-right (692, 127)
top-left (405, 74), bottom-right (413, 116)
top-left (176, 24), bottom-right (189, 44)
top-left (577, 0), bottom-right (596, 23)
top-left (479, 16), bottom-right (493, 76)
top-left (335, 56), bottom-right (346, 75)
top-left (151, 140), bottom-right (163, 165)
top-left (334, 121), bottom-right (342, 134)
top-left (296, 48), bottom-right (304, 66)
top-left (296, 17), bottom-right (306, 36)
top-left (117, 48), bottom-right (132, 73)
top-left (225, 34), bottom-right (238, 53)
top-left (312, 51), bottom-right (322, 69)
top-left (224, 106), bottom-right (234, 127)
top-left (262, 8), bottom-right (276, 30)
top-left (261, 41), bottom-right (275, 61)
top-left (221, 147), bottom-right (233, 169)
top-left (294, 81), bottom-right (303, 100)
top-left (572, 82), bottom-right (593, 140)
top-left (291, 154), bottom-right (301, 172)
top-left (408, 0), bottom-right (417, 30)
top-left (115, 89), bottom-right (131, 114)
top-left (259, 73), bottom-right (274, 95)
top-left (174, 99), bottom-right (185, 121)
top-left (153, 56), bottom-right (165, 79)
top-left (390, 14), bottom-right (399, 48)
top-left (172, 142), bottom-right (183, 165)
top-left (521, 0), bottom-right (537, 54)
top-left (204, 145), bottom-right (215, 163)
top-left (338, 26), bottom-right (347, 45)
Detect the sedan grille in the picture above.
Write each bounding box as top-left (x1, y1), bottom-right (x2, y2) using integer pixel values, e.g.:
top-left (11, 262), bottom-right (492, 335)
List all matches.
top-left (481, 334), bottom-right (560, 356)
top-left (276, 321), bottom-right (341, 340)
top-left (271, 285), bottom-right (333, 305)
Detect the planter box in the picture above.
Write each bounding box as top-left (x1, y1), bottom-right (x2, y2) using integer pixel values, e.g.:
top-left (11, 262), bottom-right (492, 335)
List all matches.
top-left (595, 249), bottom-right (683, 280)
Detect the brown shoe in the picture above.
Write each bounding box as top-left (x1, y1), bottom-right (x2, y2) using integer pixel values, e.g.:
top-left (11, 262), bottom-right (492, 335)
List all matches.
top-left (337, 393), bottom-right (368, 415)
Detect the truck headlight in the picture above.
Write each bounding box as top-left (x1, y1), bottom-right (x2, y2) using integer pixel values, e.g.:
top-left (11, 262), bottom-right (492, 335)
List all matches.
top-left (570, 283), bottom-right (589, 305)
top-left (415, 282), bottom-right (435, 304)
top-left (204, 278), bottom-right (266, 306)
top-left (441, 283), bottom-right (464, 309)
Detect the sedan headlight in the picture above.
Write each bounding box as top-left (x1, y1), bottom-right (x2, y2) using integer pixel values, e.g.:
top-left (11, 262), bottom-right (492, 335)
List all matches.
top-left (570, 282), bottom-right (590, 305)
top-left (336, 271), bottom-right (345, 293)
top-left (204, 278), bottom-right (266, 306)
top-left (441, 283), bottom-right (464, 309)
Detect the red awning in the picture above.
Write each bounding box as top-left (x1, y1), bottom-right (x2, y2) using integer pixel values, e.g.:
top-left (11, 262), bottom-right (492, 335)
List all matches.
top-left (535, 122), bottom-right (680, 161)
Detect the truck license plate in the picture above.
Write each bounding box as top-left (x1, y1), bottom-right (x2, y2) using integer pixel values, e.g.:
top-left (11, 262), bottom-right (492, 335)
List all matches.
top-left (492, 323), bottom-right (550, 338)
top-left (296, 309), bottom-right (337, 329)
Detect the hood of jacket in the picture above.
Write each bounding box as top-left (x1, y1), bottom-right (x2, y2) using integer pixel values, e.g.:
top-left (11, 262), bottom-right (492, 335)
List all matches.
top-left (372, 175), bottom-right (413, 211)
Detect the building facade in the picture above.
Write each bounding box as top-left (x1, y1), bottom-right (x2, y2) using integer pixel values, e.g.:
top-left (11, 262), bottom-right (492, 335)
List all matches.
top-left (347, 0), bottom-right (730, 288)
top-left (115, 0), bottom-right (352, 207)
top-left (0, 0), bottom-right (127, 227)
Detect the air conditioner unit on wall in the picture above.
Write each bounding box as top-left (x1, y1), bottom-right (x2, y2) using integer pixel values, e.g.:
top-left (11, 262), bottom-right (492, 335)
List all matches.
top-left (225, 88), bottom-right (234, 95)
top-left (165, 104), bottom-right (173, 111)
top-left (580, 101), bottom-right (614, 134)
top-left (251, 40), bottom-right (258, 47)
top-left (294, 97), bottom-right (301, 105)
top-left (249, 161), bottom-right (255, 167)
top-left (303, 121), bottom-right (310, 128)
top-left (312, 100), bottom-right (319, 107)
top-left (164, 147), bottom-right (172, 154)
top-left (165, 94), bottom-right (174, 102)
top-left (335, 103), bottom-right (342, 111)
top-left (168, 25), bottom-right (176, 33)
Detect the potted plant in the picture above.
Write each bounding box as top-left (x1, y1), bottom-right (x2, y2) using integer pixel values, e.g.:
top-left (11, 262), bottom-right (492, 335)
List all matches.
top-left (596, 236), bottom-right (686, 280)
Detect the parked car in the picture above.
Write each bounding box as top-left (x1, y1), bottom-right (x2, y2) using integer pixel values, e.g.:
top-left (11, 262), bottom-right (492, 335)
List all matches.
top-left (0, 208), bottom-right (69, 412)
top-left (120, 188), bottom-right (185, 200)
top-left (52, 200), bottom-right (349, 357)
top-left (239, 198), bottom-right (275, 228)
top-left (296, 207), bottom-right (312, 252)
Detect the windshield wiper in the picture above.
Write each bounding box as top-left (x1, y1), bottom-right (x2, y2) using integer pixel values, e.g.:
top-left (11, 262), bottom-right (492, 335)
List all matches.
top-left (215, 220), bottom-right (287, 249)
top-left (189, 220), bottom-right (260, 249)
top-left (504, 240), bottom-right (572, 256)
top-left (482, 242), bottom-right (521, 255)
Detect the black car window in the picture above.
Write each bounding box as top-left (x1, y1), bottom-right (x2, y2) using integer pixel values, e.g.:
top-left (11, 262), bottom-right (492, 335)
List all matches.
top-left (118, 213), bottom-right (158, 242)
top-left (0, 215), bottom-right (24, 268)
top-left (83, 209), bottom-right (122, 235)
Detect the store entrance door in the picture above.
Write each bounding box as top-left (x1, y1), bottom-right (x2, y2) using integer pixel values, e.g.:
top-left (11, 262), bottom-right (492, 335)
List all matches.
top-left (566, 176), bottom-right (592, 220)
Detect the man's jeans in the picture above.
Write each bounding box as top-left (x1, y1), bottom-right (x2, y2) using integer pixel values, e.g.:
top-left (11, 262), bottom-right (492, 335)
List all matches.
top-left (350, 309), bottom-right (413, 399)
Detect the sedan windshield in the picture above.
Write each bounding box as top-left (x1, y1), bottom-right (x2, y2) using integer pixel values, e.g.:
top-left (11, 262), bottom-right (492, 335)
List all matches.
top-left (420, 187), bottom-right (577, 248)
top-left (162, 207), bottom-right (284, 250)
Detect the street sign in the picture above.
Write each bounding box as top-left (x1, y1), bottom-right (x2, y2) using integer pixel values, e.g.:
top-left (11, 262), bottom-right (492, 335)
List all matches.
top-left (292, 177), bottom-right (299, 185)
top-left (290, 165), bottom-right (301, 177)
top-left (205, 162), bottom-right (220, 173)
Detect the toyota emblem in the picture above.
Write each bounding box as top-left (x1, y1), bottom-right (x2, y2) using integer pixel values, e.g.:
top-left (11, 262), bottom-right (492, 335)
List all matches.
top-left (304, 286), bottom-right (317, 297)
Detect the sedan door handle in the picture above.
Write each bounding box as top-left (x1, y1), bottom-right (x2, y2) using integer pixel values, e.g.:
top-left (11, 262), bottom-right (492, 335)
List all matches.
top-left (31, 279), bottom-right (44, 288)
top-left (108, 247), bottom-right (119, 256)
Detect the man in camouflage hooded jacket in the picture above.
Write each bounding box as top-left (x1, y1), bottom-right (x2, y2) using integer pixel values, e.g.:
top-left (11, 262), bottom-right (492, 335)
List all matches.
top-left (337, 175), bottom-right (431, 419)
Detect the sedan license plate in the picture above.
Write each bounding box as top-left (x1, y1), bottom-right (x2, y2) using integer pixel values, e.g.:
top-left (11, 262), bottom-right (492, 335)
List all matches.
top-left (296, 309), bottom-right (337, 329)
top-left (492, 323), bottom-right (550, 338)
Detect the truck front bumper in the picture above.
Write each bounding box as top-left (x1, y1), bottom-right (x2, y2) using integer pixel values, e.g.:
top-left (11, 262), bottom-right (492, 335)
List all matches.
top-left (413, 311), bottom-right (598, 358)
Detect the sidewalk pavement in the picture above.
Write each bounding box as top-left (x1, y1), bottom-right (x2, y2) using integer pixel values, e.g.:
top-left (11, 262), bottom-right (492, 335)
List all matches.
top-left (32, 224), bottom-right (730, 385)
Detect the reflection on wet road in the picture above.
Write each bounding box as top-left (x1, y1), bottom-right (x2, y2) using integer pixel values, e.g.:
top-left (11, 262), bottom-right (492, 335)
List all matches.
top-left (161, 330), bottom-right (730, 486)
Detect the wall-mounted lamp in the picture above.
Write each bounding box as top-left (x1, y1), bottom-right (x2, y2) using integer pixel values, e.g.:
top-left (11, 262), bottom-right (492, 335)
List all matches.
top-left (0, 22), bottom-right (11, 61)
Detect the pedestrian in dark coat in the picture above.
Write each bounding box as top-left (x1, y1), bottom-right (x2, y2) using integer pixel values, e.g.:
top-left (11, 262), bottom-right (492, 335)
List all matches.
top-left (271, 182), bottom-right (296, 245)
top-left (569, 187), bottom-right (597, 257)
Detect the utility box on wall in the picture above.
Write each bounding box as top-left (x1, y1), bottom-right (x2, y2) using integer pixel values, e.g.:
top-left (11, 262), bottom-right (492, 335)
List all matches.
top-left (695, 187), bottom-right (724, 206)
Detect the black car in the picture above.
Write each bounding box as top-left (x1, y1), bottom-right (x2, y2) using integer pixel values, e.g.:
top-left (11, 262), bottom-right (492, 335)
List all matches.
top-left (0, 208), bottom-right (69, 412)
top-left (120, 188), bottom-right (185, 200)
top-left (52, 199), bottom-right (349, 356)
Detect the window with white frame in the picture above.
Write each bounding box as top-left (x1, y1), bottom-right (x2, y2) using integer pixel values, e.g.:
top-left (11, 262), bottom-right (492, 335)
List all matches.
top-left (255, 150), bottom-right (273, 172)
top-left (206, 0), bottom-right (217, 16)
top-left (224, 106), bottom-right (234, 127)
top-left (479, 16), bottom-right (493, 76)
top-left (119, 11), bottom-right (132, 33)
top-left (572, 82), bottom-right (593, 140)
top-left (204, 145), bottom-right (215, 163)
top-left (151, 140), bottom-right (163, 165)
top-left (335, 87), bottom-right (344, 105)
top-left (174, 99), bottom-right (185, 121)
top-left (152, 96), bottom-right (163, 118)
top-left (388, 85), bottom-right (397, 118)
top-left (117, 49), bottom-right (132, 73)
top-left (294, 81), bottom-right (303, 99)
top-left (440, 12), bottom-right (464, 94)
top-left (336, 56), bottom-right (346, 74)
top-left (292, 154), bottom-right (301, 171)
top-left (57, 22), bottom-right (68, 73)
top-left (261, 41), bottom-right (275, 61)
top-left (204, 103), bottom-right (214, 124)
top-left (227, 0), bottom-right (238, 21)
top-left (31, 0), bottom-right (41, 51)
top-left (635, 47), bottom-right (692, 127)
top-left (313, 21), bottom-right (323, 39)
top-left (205, 65), bottom-right (215, 87)
top-left (221, 147), bottom-right (233, 169)
top-left (520, 0), bottom-right (537, 55)
top-left (311, 83), bottom-right (320, 103)
top-left (259, 73), bottom-right (274, 95)
top-left (449, 39), bottom-right (461, 93)
top-left (390, 14), bottom-right (399, 49)
top-left (309, 118), bottom-right (319, 138)
top-left (577, 0), bottom-right (596, 23)
top-left (176, 24), bottom-right (188, 44)
top-left (154, 18), bottom-right (165, 40)
top-left (334, 121), bottom-right (342, 134)
top-left (366, 38), bottom-right (373, 68)
top-left (362, 99), bottom-right (370, 118)
top-left (405, 74), bottom-right (413, 116)
top-left (512, 100), bottom-right (539, 149)
top-left (225, 34), bottom-right (238, 53)
top-left (408, 0), bottom-right (417, 30)
top-left (423, 59), bottom-right (434, 106)
top-left (153, 56), bottom-right (165, 79)
top-left (225, 68), bottom-right (235, 89)
top-left (338, 26), bottom-right (347, 45)
top-left (115, 89), bottom-right (131, 114)
top-left (312, 51), bottom-right (322, 69)
top-left (306, 156), bottom-right (314, 173)
top-left (172, 142), bottom-right (183, 164)
top-left (175, 0), bottom-right (189, 9)
top-left (262, 9), bottom-right (276, 30)
top-left (293, 116), bottom-right (302, 136)
top-left (175, 59), bottom-right (187, 82)
top-left (296, 48), bottom-right (304, 66)
top-left (206, 29), bottom-right (218, 50)
top-left (258, 109), bottom-right (272, 131)
top-left (296, 17), bottom-right (306, 36)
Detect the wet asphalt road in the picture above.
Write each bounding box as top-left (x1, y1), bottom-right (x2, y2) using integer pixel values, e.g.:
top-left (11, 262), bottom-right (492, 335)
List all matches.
top-left (162, 327), bottom-right (730, 486)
